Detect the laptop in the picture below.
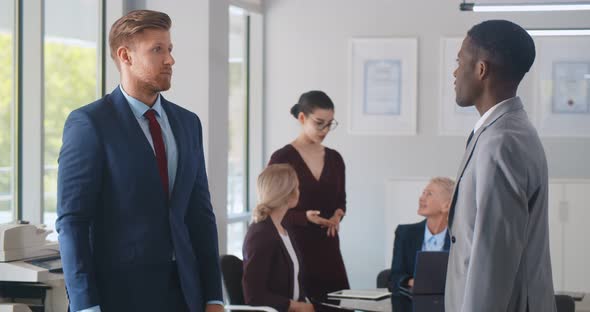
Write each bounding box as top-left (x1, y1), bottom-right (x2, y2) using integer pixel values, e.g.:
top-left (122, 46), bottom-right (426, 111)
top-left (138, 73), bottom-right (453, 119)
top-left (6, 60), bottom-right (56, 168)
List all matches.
top-left (399, 251), bottom-right (449, 297)
top-left (327, 289), bottom-right (391, 300)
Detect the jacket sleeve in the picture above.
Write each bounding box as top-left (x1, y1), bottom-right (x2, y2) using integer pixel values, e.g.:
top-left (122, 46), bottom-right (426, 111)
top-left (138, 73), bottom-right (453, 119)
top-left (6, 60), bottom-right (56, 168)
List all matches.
top-left (461, 134), bottom-right (529, 311)
top-left (242, 228), bottom-right (291, 312)
top-left (185, 115), bottom-right (223, 303)
top-left (56, 110), bottom-right (102, 311)
top-left (389, 226), bottom-right (412, 295)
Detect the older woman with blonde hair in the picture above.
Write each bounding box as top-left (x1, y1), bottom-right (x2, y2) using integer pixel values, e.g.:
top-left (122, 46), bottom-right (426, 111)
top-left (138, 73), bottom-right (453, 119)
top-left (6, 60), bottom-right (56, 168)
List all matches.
top-left (388, 177), bottom-right (456, 296)
top-left (242, 164), bottom-right (314, 312)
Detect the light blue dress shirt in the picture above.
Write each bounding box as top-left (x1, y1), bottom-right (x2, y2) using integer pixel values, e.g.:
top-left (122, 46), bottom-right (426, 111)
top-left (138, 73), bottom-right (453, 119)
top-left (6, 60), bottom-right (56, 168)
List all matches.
top-left (78, 86), bottom-right (221, 312)
top-left (121, 85), bottom-right (178, 195)
top-left (421, 224), bottom-right (448, 252)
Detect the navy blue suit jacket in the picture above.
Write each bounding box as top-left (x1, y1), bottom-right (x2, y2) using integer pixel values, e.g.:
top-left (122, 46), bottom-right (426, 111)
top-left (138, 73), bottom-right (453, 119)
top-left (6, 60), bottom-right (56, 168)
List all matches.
top-left (388, 220), bottom-right (450, 296)
top-left (56, 87), bottom-right (223, 312)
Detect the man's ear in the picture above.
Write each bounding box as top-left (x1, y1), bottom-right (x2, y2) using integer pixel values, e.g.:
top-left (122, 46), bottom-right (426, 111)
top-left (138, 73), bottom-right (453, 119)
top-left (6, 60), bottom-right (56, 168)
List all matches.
top-left (476, 60), bottom-right (490, 81)
top-left (117, 46), bottom-right (132, 66)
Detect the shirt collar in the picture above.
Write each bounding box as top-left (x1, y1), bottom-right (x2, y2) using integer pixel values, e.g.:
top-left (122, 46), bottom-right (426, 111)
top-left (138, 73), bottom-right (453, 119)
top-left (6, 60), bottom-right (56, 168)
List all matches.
top-left (424, 223), bottom-right (448, 242)
top-left (473, 96), bottom-right (518, 133)
top-left (119, 85), bottom-right (163, 119)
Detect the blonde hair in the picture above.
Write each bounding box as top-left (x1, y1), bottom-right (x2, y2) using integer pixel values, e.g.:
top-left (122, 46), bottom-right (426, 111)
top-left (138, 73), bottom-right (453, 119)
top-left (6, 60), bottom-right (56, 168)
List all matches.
top-left (253, 164), bottom-right (299, 223)
top-left (429, 176), bottom-right (456, 200)
top-left (108, 10), bottom-right (171, 68)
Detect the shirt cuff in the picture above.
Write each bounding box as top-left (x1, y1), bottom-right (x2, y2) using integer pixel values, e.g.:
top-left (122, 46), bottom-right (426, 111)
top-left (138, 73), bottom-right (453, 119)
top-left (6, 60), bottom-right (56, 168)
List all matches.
top-left (207, 300), bottom-right (224, 306)
top-left (77, 306), bottom-right (101, 312)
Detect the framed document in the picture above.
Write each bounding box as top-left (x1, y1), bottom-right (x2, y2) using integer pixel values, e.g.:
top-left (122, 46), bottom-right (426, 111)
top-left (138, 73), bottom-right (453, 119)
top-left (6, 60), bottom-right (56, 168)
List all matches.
top-left (533, 36), bottom-right (590, 137)
top-left (552, 62), bottom-right (590, 114)
top-left (363, 60), bottom-right (401, 115)
top-left (349, 38), bottom-right (417, 135)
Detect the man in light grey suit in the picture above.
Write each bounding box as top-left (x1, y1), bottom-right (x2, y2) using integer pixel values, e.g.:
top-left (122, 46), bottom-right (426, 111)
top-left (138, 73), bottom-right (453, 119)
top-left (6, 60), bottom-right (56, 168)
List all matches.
top-left (445, 20), bottom-right (556, 312)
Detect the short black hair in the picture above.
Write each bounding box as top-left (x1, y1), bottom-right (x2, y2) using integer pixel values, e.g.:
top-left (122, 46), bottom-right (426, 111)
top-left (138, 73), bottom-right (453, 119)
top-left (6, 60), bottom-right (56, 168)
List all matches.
top-left (467, 20), bottom-right (535, 82)
top-left (290, 90), bottom-right (334, 119)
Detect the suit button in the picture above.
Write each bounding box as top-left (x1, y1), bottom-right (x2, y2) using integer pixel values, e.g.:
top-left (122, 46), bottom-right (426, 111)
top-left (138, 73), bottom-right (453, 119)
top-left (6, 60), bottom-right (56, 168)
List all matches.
top-left (451, 236), bottom-right (456, 243)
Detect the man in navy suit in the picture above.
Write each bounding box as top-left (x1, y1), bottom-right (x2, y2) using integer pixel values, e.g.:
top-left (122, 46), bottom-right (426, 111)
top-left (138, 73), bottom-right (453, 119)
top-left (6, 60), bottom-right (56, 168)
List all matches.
top-left (56, 10), bottom-right (224, 312)
top-left (388, 177), bottom-right (454, 296)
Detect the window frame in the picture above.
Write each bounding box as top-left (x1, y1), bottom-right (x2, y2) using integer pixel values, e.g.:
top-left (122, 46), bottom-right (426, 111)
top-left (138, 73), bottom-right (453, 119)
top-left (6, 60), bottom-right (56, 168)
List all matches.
top-left (0, 0), bottom-right (21, 222)
top-left (41, 0), bottom-right (107, 232)
top-left (226, 5), bottom-right (264, 257)
top-left (15, 0), bottom-right (121, 225)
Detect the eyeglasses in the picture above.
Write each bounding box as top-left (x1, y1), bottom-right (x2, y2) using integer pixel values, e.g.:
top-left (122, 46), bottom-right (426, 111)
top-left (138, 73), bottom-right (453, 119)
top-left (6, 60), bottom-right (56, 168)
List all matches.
top-left (310, 117), bottom-right (339, 131)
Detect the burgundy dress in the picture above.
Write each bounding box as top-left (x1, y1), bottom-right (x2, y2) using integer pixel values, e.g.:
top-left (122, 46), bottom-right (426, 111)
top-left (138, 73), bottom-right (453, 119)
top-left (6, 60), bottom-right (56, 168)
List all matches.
top-left (269, 144), bottom-right (350, 300)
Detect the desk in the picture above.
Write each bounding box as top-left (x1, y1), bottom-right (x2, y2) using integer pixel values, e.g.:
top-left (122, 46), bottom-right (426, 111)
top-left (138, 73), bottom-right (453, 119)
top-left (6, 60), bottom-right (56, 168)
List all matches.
top-left (318, 291), bottom-right (590, 312)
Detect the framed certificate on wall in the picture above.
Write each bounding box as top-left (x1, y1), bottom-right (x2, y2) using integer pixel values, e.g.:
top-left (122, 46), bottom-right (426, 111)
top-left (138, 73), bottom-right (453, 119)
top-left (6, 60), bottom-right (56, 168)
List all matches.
top-left (349, 38), bottom-right (417, 135)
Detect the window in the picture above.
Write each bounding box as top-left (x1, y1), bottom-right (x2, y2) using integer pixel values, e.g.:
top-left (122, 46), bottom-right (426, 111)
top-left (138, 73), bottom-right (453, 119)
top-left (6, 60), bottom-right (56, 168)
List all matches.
top-left (227, 6), bottom-right (250, 258)
top-left (0, 0), bottom-right (16, 224)
top-left (43, 1), bottom-right (102, 238)
top-left (225, 3), bottom-right (264, 258)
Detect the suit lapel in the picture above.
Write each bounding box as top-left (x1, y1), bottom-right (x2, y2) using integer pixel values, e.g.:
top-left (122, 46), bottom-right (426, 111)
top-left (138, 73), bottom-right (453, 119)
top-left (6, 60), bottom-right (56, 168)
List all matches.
top-left (414, 220), bottom-right (426, 253)
top-left (448, 97), bottom-right (525, 228)
top-left (161, 97), bottom-right (184, 204)
top-left (443, 231), bottom-right (451, 250)
top-left (456, 98), bottom-right (524, 180)
top-left (108, 87), bottom-right (159, 159)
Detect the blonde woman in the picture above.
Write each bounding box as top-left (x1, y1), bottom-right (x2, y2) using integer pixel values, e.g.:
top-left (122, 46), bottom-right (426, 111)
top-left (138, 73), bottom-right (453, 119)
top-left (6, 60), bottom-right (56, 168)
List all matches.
top-left (242, 164), bottom-right (314, 312)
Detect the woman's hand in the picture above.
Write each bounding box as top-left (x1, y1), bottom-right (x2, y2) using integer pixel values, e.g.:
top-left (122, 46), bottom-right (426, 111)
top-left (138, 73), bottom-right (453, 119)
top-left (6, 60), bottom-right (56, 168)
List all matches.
top-left (289, 301), bottom-right (315, 312)
top-left (327, 209), bottom-right (345, 237)
top-left (306, 210), bottom-right (335, 227)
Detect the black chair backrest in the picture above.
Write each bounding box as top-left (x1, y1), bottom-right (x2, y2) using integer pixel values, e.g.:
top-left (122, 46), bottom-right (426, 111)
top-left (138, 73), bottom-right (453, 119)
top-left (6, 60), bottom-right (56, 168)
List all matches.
top-left (555, 294), bottom-right (575, 312)
top-left (376, 269), bottom-right (391, 289)
top-left (220, 254), bottom-right (245, 305)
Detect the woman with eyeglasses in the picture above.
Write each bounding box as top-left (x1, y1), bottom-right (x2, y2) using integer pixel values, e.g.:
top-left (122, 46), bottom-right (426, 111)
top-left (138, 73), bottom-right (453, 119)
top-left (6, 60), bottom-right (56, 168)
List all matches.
top-left (268, 90), bottom-right (349, 301)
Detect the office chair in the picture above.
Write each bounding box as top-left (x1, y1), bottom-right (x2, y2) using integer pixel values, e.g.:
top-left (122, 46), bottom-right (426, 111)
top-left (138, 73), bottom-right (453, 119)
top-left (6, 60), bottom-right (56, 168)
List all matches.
top-left (376, 269), bottom-right (391, 289)
top-left (220, 254), bottom-right (278, 312)
top-left (555, 294), bottom-right (575, 312)
top-left (220, 255), bottom-right (245, 305)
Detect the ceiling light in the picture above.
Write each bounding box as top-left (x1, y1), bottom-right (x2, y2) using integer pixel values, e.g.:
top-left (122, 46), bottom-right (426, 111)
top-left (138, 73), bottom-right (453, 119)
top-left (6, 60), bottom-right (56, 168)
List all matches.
top-left (527, 29), bottom-right (590, 36)
top-left (460, 2), bottom-right (590, 12)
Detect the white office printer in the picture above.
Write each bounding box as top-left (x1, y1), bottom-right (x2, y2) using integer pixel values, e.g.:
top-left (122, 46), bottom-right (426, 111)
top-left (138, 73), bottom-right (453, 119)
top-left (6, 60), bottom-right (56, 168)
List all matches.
top-left (0, 223), bottom-right (58, 262)
top-left (0, 222), bottom-right (67, 312)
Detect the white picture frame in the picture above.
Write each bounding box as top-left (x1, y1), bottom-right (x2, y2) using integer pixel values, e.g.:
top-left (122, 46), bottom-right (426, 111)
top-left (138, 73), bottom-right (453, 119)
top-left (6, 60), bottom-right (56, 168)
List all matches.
top-left (348, 38), bottom-right (417, 135)
top-left (533, 36), bottom-right (590, 137)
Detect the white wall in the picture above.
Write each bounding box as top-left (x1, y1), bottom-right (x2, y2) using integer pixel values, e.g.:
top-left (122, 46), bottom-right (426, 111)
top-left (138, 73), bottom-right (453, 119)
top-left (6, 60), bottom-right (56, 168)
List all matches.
top-left (264, 0), bottom-right (590, 288)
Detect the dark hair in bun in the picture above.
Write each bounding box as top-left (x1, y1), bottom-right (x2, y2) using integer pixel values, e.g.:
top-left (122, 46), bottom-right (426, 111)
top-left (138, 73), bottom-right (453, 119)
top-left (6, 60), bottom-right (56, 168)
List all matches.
top-left (290, 90), bottom-right (335, 119)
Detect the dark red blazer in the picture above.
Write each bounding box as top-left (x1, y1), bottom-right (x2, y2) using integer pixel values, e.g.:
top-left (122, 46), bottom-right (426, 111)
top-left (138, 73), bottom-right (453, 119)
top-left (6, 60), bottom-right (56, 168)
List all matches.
top-left (242, 217), bottom-right (306, 312)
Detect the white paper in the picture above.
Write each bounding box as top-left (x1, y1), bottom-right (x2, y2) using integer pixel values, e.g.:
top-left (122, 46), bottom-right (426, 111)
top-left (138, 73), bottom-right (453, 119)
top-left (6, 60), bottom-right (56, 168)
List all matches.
top-left (363, 60), bottom-right (401, 115)
top-left (552, 62), bottom-right (590, 114)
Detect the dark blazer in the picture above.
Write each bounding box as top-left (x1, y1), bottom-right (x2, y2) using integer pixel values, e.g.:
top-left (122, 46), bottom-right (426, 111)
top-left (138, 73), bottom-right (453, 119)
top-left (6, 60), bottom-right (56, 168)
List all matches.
top-left (242, 217), bottom-right (306, 312)
top-left (388, 219), bottom-right (450, 296)
top-left (56, 87), bottom-right (223, 312)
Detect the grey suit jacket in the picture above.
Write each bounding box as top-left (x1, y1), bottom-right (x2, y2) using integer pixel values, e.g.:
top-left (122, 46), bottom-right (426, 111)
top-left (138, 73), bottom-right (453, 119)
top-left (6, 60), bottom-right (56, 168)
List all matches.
top-left (445, 97), bottom-right (556, 312)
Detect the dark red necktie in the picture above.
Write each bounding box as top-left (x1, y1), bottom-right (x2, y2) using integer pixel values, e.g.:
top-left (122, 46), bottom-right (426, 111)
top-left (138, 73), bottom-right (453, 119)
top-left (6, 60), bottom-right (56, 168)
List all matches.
top-left (144, 109), bottom-right (169, 197)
